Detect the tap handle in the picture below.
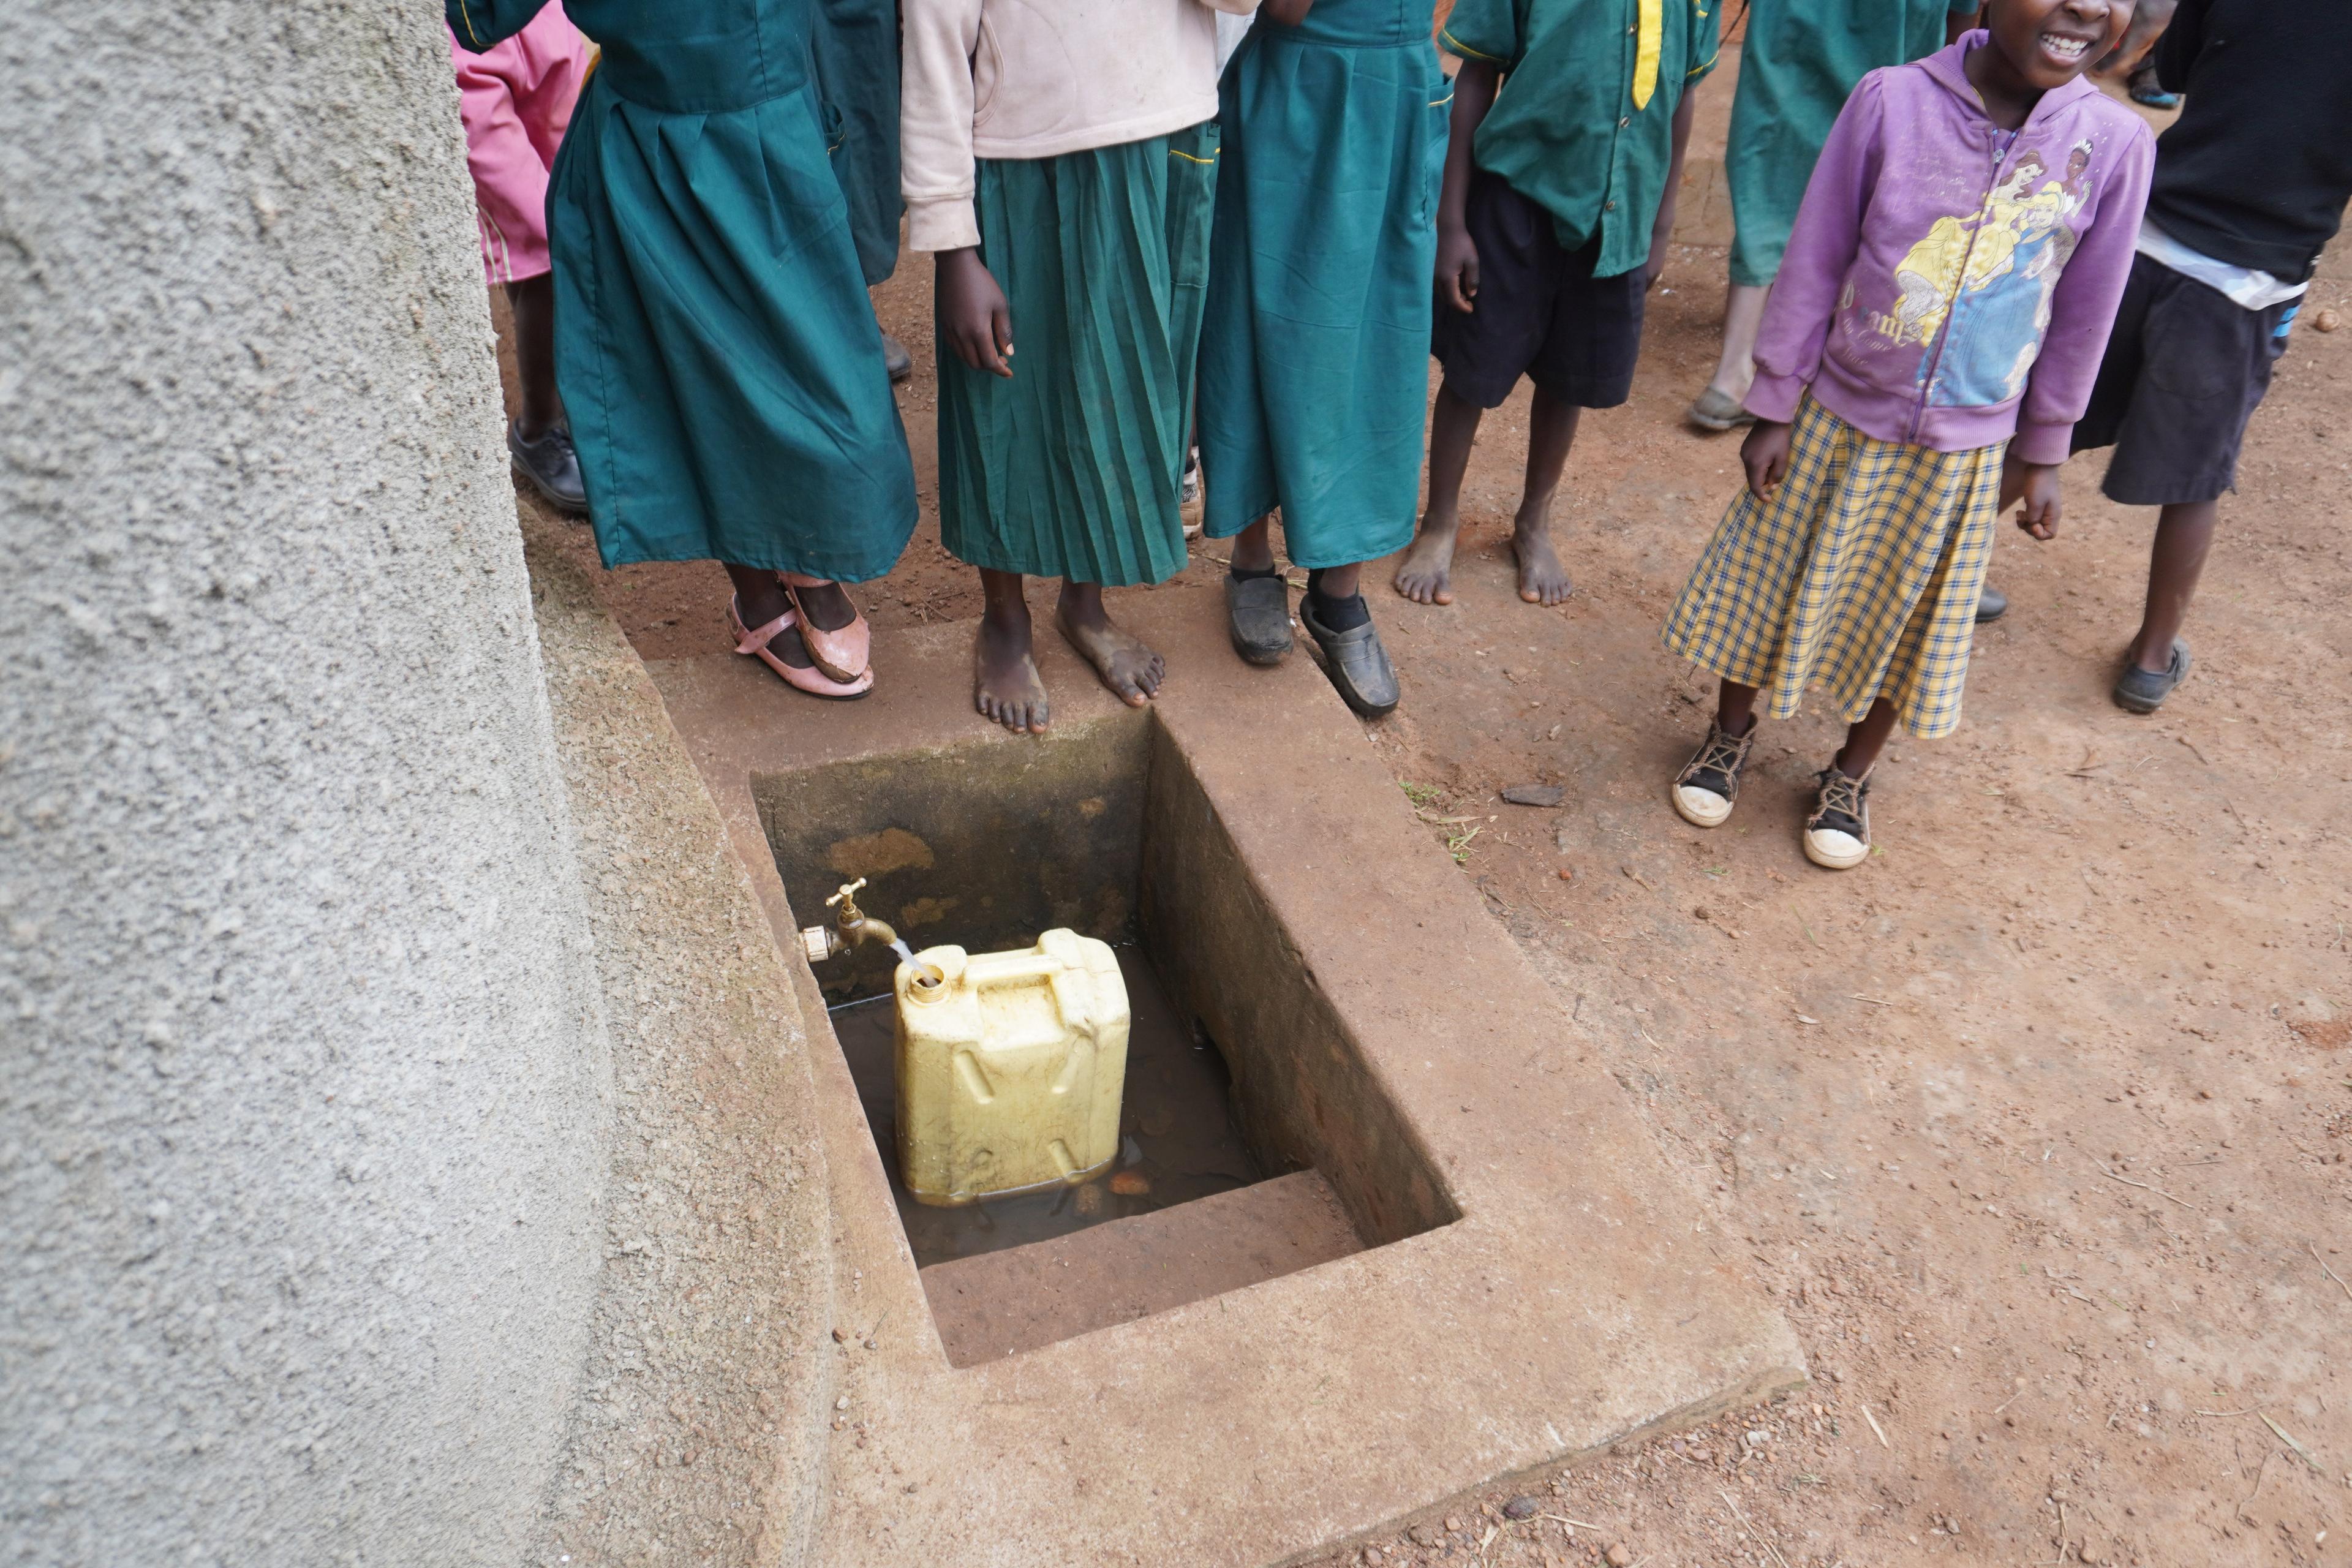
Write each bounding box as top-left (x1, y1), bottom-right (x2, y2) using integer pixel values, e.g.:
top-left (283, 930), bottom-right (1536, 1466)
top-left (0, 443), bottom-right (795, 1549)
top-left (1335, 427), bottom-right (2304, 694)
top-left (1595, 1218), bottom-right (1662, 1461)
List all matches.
top-left (826, 878), bottom-right (868, 921)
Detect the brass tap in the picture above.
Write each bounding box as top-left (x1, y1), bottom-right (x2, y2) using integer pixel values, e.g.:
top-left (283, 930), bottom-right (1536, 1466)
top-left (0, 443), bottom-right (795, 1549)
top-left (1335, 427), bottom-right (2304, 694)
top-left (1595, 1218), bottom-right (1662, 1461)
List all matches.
top-left (797, 878), bottom-right (900, 964)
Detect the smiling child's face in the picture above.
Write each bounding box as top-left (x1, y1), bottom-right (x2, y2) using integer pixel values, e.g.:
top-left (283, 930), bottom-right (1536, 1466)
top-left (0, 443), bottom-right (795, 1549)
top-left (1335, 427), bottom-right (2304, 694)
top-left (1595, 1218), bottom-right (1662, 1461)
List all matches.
top-left (1987, 0), bottom-right (2136, 91)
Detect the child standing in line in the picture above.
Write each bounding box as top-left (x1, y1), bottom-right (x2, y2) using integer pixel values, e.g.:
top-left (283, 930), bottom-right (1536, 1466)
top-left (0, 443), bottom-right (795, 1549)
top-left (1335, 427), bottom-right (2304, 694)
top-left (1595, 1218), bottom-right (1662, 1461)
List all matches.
top-left (450, 0), bottom-right (919, 700)
top-left (903, 0), bottom-right (1259, 735)
top-left (1393, 0), bottom-right (1716, 609)
top-left (2071, 0), bottom-right (2352, 714)
top-left (1659, 0), bottom-right (2151, 869)
top-left (1686, 0), bottom-right (1980, 434)
top-left (1195, 0), bottom-right (1447, 717)
top-left (448, 4), bottom-right (592, 514)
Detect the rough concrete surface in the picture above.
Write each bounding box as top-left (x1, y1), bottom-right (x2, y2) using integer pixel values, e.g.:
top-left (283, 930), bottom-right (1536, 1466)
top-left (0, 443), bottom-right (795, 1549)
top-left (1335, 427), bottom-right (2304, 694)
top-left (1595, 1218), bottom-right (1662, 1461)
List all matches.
top-left (920, 1169), bottom-right (1364, 1366)
top-left (1, 7), bottom-right (612, 1563)
top-left (519, 516), bottom-right (839, 1567)
top-left (484, 49), bottom-right (2352, 1555)
top-left (648, 600), bottom-right (1806, 1568)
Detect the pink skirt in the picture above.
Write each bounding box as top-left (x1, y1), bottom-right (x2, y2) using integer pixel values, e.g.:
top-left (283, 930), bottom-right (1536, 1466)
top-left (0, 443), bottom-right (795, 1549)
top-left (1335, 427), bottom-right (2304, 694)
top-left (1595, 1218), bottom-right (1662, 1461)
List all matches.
top-left (448, 6), bottom-right (590, 285)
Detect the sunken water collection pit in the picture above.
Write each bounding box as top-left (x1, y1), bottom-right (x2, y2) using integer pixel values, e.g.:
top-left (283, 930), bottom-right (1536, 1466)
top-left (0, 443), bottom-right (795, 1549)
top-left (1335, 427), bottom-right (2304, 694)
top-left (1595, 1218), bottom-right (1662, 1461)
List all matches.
top-left (646, 605), bottom-right (1800, 1566)
top-left (763, 710), bottom-right (1457, 1366)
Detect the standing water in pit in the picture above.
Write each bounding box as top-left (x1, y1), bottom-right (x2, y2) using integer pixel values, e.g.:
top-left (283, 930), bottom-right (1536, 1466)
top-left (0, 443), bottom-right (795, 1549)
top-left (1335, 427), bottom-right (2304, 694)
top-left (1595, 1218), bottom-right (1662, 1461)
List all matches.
top-left (829, 948), bottom-right (1265, 1267)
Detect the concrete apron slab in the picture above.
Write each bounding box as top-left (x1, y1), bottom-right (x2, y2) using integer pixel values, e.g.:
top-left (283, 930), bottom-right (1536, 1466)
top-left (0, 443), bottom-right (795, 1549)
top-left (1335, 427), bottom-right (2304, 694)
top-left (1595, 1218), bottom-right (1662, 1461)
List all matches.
top-left (646, 586), bottom-right (1803, 1567)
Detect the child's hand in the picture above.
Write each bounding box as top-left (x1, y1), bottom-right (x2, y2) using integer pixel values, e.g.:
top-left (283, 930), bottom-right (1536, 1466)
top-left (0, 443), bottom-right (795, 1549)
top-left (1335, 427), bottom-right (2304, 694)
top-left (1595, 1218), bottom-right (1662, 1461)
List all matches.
top-left (1999, 454), bottom-right (2061, 539)
top-left (1435, 222), bottom-right (1479, 314)
top-left (1740, 419), bottom-right (1792, 500)
top-left (938, 247), bottom-right (1013, 377)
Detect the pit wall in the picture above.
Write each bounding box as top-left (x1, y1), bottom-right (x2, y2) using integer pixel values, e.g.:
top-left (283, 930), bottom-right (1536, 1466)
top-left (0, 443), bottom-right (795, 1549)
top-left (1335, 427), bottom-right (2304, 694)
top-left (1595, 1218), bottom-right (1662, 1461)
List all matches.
top-left (519, 519), bottom-right (837, 1568)
top-left (756, 710), bottom-right (1154, 1005)
top-left (755, 706), bottom-right (1463, 1251)
top-left (1139, 723), bottom-right (1461, 1248)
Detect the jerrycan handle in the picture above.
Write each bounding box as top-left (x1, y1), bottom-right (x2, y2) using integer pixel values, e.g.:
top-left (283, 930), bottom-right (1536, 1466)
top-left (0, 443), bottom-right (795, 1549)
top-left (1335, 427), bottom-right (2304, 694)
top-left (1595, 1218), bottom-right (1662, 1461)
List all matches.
top-left (957, 931), bottom-right (1096, 1028)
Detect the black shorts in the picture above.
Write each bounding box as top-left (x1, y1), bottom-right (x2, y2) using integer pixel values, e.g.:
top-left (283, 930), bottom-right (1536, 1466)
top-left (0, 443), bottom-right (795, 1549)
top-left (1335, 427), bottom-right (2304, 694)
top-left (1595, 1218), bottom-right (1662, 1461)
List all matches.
top-left (1431, 168), bottom-right (1647, 411)
top-left (2071, 251), bottom-right (2294, 507)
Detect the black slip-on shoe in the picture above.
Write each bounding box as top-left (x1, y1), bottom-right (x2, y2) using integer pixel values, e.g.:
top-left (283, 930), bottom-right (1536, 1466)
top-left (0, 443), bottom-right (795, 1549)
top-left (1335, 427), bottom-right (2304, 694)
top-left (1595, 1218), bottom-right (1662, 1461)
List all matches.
top-left (882, 332), bottom-right (914, 382)
top-left (1224, 573), bottom-right (1292, 666)
top-left (2113, 639), bottom-right (2192, 714)
top-left (1975, 582), bottom-right (2009, 622)
top-left (1300, 596), bottom-right (1400, 718)
top-left (509, 420), bottom-right (587, 515)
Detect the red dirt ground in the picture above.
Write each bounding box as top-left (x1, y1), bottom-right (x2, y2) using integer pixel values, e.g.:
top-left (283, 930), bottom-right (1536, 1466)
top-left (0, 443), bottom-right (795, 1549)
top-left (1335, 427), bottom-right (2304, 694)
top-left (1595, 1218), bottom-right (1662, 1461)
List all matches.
top-left (502, 115), bottom-right (2352, 1568)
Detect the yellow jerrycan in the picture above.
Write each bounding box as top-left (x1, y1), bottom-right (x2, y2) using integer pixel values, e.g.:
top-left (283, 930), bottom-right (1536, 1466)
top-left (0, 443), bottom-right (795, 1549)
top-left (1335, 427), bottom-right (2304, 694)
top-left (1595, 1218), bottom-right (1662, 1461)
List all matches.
top-left (894, 929), bottom-right (1130, 1207)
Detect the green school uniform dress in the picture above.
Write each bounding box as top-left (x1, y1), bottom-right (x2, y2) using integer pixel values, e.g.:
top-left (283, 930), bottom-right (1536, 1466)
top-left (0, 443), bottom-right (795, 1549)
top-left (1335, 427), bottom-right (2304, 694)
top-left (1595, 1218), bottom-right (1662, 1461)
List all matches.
top-left (810, 0), bottom-right (903, 287)
top-left (1195, 0), bottom-right (1449, 567)
top-left (1725, 0), bottom-right (1974, 287)
top-left (936, 125), bottom-right (1221, 587)
top-left (1439, 0), bottom-right (1719, 278)
top-left (447, 0), bottom-right (918, 579)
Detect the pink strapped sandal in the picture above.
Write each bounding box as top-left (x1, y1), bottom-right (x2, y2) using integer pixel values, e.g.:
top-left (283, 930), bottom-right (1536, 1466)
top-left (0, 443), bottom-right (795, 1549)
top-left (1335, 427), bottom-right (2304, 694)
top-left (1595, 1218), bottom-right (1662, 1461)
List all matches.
top-left (729, 596), bottom-right (873, 699)
top-left (779, 571), bottom-right (871, 685)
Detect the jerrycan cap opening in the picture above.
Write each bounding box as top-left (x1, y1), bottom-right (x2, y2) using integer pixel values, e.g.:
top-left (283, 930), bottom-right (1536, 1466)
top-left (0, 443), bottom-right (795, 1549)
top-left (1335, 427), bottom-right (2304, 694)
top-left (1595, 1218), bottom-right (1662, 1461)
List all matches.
top-left (902, 946), bottom-right (957, 1005)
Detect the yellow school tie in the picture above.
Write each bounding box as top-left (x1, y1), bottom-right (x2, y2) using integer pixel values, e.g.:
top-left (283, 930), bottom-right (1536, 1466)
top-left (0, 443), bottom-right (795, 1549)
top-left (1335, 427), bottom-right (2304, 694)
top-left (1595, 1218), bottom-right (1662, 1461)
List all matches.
top-left (1630, 0), bottom-right (1662, 110)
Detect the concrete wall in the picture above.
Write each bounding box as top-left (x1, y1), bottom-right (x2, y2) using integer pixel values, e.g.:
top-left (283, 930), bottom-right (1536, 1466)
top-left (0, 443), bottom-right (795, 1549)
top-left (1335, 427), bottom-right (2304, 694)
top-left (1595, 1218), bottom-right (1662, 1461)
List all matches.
top-left (1, 7), bottom-right (614, 1564)
top-left (520, 518), bottom-right (839, 1568)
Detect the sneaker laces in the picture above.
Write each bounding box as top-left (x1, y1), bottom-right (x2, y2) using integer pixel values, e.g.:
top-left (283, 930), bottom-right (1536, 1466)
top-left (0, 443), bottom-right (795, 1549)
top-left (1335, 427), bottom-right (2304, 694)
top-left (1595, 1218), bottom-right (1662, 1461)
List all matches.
top-left (1809, 768), bottom-right (1869, 837)
top-left (1680, 721), bottom-right (1752, 799)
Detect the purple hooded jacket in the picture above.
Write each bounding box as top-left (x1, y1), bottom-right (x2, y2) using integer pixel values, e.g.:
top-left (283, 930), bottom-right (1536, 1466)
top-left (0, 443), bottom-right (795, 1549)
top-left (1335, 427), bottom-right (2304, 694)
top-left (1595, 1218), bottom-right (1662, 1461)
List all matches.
top-left (1746, 33), bottom-right (2155, 464)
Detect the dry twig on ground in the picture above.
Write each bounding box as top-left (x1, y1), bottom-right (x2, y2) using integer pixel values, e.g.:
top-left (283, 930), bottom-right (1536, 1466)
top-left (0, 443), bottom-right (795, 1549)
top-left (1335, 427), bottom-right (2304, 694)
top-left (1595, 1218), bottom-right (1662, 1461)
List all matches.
top-left (2310, 1243), bottom-right (2352, 1306)
top-left (1861, 1406), bottom-right (1890, 1449)
top-left (2261, 1413), bottom-right (2325, 1474)
top-left (1716, 1488), bottom-right (1791, 1568)
top-left (2091, 1160), bottom-right (2200, 1212)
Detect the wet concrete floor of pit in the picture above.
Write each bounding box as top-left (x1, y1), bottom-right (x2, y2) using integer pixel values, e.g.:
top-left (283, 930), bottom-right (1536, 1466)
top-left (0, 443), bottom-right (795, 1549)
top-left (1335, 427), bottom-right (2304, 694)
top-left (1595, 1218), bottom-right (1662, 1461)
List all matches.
top-left (827, 946), bottom-right (1270, 1269)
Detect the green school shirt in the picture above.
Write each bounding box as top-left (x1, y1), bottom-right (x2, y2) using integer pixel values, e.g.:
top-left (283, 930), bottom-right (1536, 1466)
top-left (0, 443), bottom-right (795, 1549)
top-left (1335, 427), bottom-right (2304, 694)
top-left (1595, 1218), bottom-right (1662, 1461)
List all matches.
top-left (1440, 0), bottom-right (1720, 277)
top-left (1725, 0), bottom-right (1976, 285)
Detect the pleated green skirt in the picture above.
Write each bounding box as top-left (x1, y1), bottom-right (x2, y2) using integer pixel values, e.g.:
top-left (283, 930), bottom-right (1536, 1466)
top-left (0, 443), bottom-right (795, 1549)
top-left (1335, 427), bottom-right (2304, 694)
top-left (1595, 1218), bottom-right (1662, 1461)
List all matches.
top-left (1197, 4), bottom-right (1448, 566)
top-left (549, 66), bottom-right (917, 578)
top-left (936, 124), bottom-right (1220, 587)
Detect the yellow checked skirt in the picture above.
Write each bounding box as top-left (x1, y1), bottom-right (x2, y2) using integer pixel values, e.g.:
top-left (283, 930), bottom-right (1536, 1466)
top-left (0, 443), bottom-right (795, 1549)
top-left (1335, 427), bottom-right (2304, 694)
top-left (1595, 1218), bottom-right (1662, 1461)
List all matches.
top-left (1661, 395), bottom-right (2003, 741)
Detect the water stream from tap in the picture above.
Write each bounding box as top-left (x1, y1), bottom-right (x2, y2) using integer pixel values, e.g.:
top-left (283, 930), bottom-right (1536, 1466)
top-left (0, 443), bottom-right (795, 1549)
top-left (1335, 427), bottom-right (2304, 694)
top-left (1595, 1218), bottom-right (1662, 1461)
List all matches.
top-left (890, 937), bottom-right (945, 990)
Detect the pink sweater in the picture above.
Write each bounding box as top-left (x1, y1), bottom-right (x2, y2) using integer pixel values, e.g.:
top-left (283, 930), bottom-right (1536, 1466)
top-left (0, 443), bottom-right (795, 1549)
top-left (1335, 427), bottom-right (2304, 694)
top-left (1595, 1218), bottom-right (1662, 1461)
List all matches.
top-left (901, 0), bottom-right (1260, 252)
top-left (1746, 35), bottom-right (2154, 462)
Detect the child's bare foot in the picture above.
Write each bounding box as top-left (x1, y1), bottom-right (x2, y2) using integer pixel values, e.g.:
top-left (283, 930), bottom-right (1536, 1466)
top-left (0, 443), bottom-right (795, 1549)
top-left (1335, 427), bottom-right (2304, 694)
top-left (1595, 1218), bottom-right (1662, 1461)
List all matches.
top-left (1511, 521), bottom-right (1572, 606)
top-left (1392, 514), bottom-right (1460, 605)
top-left (973, 614), bottom-right (1049, 734)
top-left (1056, 587), bottom-right (1163, 707)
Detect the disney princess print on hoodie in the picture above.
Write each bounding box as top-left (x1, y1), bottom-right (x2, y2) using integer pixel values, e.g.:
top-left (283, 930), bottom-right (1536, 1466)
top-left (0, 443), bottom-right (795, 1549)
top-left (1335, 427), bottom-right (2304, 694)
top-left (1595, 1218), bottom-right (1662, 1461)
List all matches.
top-left (1747, 31), bottom-right (2155, 462)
